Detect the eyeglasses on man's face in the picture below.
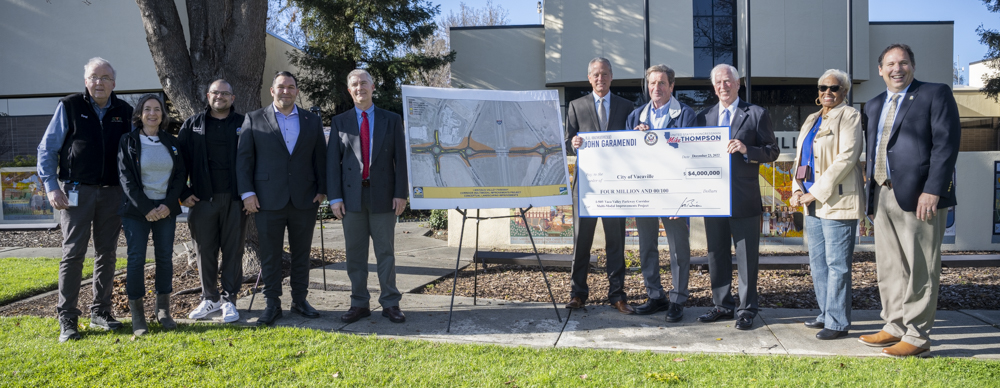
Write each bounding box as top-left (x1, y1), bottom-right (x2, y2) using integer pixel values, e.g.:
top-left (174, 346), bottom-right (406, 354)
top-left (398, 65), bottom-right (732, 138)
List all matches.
top-left (87, 76), bottom-right (114, 83)
top-left (209, 90), bottom-right (234, 97)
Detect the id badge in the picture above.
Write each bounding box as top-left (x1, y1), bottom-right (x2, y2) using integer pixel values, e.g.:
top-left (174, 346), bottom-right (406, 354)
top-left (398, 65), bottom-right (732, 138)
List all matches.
top-left (67, 189), bottom-right (79, 207)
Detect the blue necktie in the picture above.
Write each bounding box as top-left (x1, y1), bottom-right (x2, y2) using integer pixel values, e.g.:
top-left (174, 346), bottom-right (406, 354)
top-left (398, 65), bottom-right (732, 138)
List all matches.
top-left (721, 109), bottom-right (731, 127)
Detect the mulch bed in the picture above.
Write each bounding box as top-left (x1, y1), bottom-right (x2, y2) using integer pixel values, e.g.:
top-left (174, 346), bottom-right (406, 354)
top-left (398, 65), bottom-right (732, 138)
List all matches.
top-left (0, 225), bottom-right (345, 319)
top-left (418, 248), bottom-right (1000, 311)
top-left (0, 224), bottom-right (194, 248)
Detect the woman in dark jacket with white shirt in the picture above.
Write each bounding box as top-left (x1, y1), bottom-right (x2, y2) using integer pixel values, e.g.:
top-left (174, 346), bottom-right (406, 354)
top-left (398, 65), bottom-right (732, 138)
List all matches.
top-left (118, 93), bottom-right (187, 336)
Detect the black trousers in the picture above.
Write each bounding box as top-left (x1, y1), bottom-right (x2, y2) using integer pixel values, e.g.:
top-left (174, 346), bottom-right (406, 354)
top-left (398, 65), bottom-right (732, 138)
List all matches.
top-left (570, 216), bottom-right (627, 303)
top-left (255, 201), bottom-right (317, 302)
top-left (705, 215), bottom-right (761, 317)
top-left (188, 193), bottom-right (246, 303)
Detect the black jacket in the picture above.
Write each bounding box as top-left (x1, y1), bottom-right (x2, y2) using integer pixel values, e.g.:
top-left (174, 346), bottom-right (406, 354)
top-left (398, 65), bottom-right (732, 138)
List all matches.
top-left (58, 90), bottom-right (133, 186)
top-left (176, 107), bottom-right (244, 202)
top-left (117, 128), bottom-right (187, 219)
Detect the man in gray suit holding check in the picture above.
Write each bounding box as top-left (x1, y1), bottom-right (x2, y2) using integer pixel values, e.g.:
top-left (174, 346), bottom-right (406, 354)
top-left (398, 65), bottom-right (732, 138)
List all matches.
top-left (328, 69), bottom-right (409, 324)
top-left (236, 71), bottom-right (327, 326)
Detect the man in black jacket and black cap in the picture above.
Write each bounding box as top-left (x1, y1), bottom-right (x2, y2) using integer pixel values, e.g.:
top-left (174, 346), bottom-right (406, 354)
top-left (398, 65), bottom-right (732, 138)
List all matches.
top-left (177, 79), bottom-right (246, 323)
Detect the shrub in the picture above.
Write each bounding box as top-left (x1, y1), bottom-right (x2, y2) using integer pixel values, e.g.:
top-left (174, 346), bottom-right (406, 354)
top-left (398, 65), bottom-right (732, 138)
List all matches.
top-left (429, 209), bottom-right (448, 230)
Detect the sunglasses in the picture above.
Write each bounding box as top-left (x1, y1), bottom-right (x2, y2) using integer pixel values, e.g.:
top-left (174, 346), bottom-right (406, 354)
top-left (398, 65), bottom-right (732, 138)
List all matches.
top-left (817, 85), bottom-right (841, 92)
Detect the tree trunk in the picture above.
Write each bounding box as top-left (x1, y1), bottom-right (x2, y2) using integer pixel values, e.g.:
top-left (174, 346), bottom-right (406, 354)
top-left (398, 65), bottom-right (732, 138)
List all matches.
top-left (135, 0), bottom-right (267, 118)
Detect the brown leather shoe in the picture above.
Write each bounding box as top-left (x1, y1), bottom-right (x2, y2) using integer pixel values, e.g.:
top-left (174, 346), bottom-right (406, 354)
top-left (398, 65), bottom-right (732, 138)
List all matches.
top-left (341, 307), bottom-right (371, 323)
top-left (382, 306), bottom-right (406, 323)
top-left (858, 330), bottom-right (902, 347)
top-left (612, 300), bottom-right (635, 315)
top-left (881, 342), bottom-right (930, 358)
top-left (565, 297), bottom-right (585, 309)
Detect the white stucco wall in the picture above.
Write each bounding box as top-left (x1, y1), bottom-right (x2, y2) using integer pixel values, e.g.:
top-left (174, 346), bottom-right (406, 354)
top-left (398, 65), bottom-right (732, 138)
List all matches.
top-left (451, 26), bottom-right (547, 91)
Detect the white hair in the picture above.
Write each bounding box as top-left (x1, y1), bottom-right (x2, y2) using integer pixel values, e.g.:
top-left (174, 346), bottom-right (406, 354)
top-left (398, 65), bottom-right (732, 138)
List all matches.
top-left (818, 69), bottom-right (851, 94)
top-left (83, 57), bottom-right (115, 79)
top-left (347, 69), bottom-right (373, 83)
top-left (709, 64), bottom-right (739, 84)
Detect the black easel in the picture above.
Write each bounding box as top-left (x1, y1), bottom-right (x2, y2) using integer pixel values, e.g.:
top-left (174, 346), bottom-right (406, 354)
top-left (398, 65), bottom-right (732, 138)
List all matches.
top-left (446, 206), bottom-right (562, 332)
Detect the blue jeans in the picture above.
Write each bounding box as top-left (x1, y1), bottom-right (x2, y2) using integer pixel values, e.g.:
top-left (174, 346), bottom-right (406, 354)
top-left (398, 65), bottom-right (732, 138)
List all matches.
top-left (122, 215), bottom-right (176, 300)
top-left (805, 212), bottom-right (857, 332)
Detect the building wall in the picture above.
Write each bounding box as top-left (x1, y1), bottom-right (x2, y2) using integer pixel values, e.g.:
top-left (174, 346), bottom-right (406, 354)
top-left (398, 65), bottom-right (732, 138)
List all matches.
top-left (741, 0), bottom-right (870, 82)
top-left (0, 0), bottom-right (300, 108)
top-left (451, 26), bottom-right (548, 91)
top-left (969, 60), bottom-right (999, 88)
top-left (853, 22), bottom-right (954, 103)
top-left (0, 0), bottom-right (164, 96)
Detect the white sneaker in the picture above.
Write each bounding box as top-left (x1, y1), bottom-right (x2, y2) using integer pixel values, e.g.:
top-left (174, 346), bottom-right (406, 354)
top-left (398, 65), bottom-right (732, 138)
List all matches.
top-left (220, 302), bottom-right (240, 323)
top-left (188, 299), bottom-right (222, 319)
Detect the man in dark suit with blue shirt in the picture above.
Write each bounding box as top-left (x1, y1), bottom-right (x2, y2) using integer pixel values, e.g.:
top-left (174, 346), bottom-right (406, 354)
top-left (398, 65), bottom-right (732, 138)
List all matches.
top-left (626, 64), bottom-right (696, 321)
top-left (236, 71), bottom-right (327, 326)
top-left (695, 64), bottom-right (779, 330)
top-left (328, 69), bottom-right (409, 324)
top-left (564, 58), bottom-right (633, 314)
top-left (857, 44), bottom-right (961, 358)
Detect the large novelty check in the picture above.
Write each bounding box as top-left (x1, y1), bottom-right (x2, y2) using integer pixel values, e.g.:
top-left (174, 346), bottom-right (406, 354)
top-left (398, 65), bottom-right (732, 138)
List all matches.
top-left (576, 127), bottom-right (731, 217)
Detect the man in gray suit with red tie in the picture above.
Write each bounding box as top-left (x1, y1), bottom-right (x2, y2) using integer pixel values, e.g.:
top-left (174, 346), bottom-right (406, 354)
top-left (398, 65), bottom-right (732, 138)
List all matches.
top-left (695, 64), bottom-right (779, 330)
top-left (858, 44), bottom-right (961, 358)
top-left (564, 57), bottom-right (633, 314)
top-left (328, 69), bottom-right (409, 324)
top-left (236, 71), bottom-right (327, 326)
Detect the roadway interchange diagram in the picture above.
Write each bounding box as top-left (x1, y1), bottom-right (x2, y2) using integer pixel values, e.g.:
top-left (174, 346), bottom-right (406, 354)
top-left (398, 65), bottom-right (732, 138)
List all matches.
top-left (402, 86), bottom-right (572, 209)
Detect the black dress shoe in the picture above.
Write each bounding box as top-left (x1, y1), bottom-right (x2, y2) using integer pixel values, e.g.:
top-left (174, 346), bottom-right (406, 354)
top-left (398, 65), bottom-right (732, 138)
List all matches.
top-left (256, 304), bottom-right (283, 326)
top-left (341, 307), bottom-right (372, 323)
top-left (382, 306), bottom-right (406, 323)
top-left (291, 300), bottom-right (320, 318)
top-left (735, 315), bottom-right (754, 330)
top-left (665, 303), bottom-right (684, 323)
top-left (816, 329), bottom-right (849, 340)
top-left (804, 319), bottom-right (825, 329)
top-left (635, 298), bottom-right (670, 315)
top-left (697, 308), bottom-right (734, 323)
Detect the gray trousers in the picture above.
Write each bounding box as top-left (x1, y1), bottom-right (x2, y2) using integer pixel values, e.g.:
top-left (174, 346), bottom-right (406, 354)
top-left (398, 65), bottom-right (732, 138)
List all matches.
top-left (636, 216), bottom-right (691, 304)
top-left (56, 183), bottom-right (122, 319)
top-left (188, 193), bottom-right (246, 303)
top-left (255, 201), bottom-right (317, 302)
top-left (705, 215), bottom-right (761, 318)
top-left (874, 185), bottom-right (945, 349)
top-left (343, 188), bottom-right (401, 309)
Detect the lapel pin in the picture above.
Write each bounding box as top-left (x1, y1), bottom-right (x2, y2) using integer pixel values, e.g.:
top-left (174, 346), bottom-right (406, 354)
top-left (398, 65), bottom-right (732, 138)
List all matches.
top-left (909, 96), bottom-right (914, 100)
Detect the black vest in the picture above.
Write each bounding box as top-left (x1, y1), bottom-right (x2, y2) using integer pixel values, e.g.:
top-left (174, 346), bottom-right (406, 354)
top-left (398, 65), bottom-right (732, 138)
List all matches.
top-left (57, 92), bottom-right (133, 186)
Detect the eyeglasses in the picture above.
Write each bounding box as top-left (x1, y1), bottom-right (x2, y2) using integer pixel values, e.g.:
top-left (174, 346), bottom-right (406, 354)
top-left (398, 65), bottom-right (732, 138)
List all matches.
top-left (817, 85), bottom-right (841, 92)
top-left (208, 90), bottom-right (233, 97)
top-left (87, 76), bottom-right (114, 83)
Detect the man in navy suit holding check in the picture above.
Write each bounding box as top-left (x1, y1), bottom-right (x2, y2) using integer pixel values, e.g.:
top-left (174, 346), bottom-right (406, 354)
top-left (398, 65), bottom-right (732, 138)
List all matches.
top-left (857, 44), bottom-right (961, 358)
top-left (695, 64), bottom-right (779, 331)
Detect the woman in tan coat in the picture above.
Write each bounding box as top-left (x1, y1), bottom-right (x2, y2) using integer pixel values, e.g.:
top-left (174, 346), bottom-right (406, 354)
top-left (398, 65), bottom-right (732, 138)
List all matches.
top-left (790, 69), bottom-right (865, 341)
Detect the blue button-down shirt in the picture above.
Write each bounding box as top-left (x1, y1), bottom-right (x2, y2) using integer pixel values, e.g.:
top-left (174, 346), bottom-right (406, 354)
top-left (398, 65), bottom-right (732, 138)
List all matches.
top-left (37, 97), bottom-right (111, 193)
top-left (275, 104), bottom-right (300, 154)
top-left (874, 84), bottom-right (910, 181)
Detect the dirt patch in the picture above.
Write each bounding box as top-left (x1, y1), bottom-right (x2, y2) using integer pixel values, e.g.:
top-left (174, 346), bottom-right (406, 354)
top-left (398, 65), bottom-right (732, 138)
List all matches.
top-left (418, 249), bottom-right (1000, 311)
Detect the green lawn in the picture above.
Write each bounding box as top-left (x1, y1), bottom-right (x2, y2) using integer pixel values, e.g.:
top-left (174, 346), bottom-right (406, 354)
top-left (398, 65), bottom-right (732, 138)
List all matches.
top-left (1, 317), bottom-right (997, 387)
top-left (0, 257), bottom-right (132, 305)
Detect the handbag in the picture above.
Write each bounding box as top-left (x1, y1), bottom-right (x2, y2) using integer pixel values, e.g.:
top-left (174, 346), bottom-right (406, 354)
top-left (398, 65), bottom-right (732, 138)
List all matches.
top-left (795, 165), bottom-right (811, 181)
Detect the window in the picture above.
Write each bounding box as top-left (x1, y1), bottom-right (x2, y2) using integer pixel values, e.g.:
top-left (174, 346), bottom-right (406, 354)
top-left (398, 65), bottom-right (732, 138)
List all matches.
top-left (693, 0), bottom-right (737, 78)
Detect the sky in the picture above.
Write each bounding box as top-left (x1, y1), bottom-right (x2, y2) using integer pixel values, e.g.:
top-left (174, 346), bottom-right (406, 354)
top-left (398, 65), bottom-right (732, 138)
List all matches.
top-left (430, 0), bottom-right (1000, 84)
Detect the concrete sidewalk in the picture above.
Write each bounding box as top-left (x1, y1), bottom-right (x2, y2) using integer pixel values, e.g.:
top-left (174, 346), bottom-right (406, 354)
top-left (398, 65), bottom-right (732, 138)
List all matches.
top-left (6, 221), bottom-right (1000, 358)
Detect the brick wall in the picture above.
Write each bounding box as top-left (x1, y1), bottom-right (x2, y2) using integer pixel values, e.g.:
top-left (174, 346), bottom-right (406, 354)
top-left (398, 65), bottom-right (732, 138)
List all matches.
top-left (959, 118), bottom-right (1000, 152)
top-left (0, 115), bottom-right (52, 162)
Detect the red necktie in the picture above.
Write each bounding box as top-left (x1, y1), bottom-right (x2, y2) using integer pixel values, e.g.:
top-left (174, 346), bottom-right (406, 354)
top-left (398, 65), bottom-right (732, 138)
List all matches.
top-left (361, 111), bottom-right (370, 180)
